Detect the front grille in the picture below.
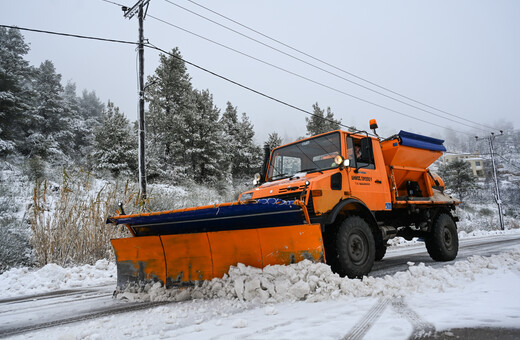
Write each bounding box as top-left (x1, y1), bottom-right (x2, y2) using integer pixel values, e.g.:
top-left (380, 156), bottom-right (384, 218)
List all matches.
top-left (278, 184), bottom-right (306, 194)
top-left (264, 191), bottom-right (315, 217)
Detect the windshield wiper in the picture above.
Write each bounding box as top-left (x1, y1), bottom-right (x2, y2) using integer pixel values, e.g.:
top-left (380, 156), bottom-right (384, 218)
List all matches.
top-left (271, 173), bottom-right (288, 180)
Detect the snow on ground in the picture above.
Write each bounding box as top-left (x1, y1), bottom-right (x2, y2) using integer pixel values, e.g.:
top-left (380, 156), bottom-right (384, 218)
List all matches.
top-left (2, 228), bottom-right (519, 299)
top-left (0, 260), bottom-right (116, 298)
top-left (8, 244), bottom-right (520, 339)
top-left (1, 229), bottom-right (520, 339)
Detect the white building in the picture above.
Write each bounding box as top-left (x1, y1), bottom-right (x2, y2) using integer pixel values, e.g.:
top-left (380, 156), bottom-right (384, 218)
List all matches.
top-left (441, 153), bottom-right (486, 178)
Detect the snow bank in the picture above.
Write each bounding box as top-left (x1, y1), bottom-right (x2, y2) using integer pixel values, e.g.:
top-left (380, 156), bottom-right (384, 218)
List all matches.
top-left (0, 260), bottom-right (116, 298)
top-left (118, 248), bottom-right (520, 304)
top-left (388, 227), bottom-right (520, 247)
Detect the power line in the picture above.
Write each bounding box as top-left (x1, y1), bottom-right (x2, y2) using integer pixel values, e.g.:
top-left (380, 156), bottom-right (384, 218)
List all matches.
top-left (0, 24), bottom-right (138, 46)
top-left (1, 23), bottom-right (475, 138)
top-left (0, 23), bottom-right (357, 134)
top-left (165, 0), bottom-right (498, 133)
top-left (144, 42), bottom-right (360, 133)
top-left (146, 14), bottom-right (477, 137)
top-left (497, 154), bottom-right (520, 172)
top-left (97, 0), bottom-right (489, 135)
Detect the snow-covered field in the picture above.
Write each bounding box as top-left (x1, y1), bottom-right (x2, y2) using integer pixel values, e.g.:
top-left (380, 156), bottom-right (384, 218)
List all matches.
top-left (1, 229), bottom-right (520, 339)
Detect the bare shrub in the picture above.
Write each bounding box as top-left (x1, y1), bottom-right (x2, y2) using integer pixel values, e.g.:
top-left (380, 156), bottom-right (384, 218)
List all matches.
top-left (30, 170), bottom-right (133, 267)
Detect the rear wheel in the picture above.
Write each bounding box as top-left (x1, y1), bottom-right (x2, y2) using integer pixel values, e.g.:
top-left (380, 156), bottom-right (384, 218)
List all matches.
top-left (335, 216), bottom-right (375, 278)
top-left (425, 213), bottom-right (458, 261)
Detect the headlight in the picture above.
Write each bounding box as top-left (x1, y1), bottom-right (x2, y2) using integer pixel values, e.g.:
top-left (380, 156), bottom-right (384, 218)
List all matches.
top-left (334, 155), bottom-right (344, 165)
top-left (253, 173), bottom-right (262, 186)
top-left (240, 192), bottom-right (253, 201)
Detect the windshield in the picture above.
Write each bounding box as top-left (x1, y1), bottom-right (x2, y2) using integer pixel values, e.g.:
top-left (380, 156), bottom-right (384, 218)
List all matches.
top-left (267, 132), bottom-right (341, 181)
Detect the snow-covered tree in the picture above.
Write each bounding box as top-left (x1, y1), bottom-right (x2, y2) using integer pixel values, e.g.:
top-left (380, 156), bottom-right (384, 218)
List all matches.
top-left (74, 89), bottom-right (104, 162)
top-left (439, 159), bottom-right (476, 204)
top-left (186, 89), bottom-right (224, 183)
top-left (219, 102), bottom-right (261, 178)
top-left (21, 60), bottom-right (72, 161)
top-left (145, 48), bottom-right (193, 181)
top-left (305, 102), bottom-right (341, 136)
top-left (265, 132), bottom-right (283, 150)
top-left (0, 27), bottom-right (35, 156)
top-left (91, 101), bottom-right (137, 178)
top-left (234, 112), bottom-right (262, 177)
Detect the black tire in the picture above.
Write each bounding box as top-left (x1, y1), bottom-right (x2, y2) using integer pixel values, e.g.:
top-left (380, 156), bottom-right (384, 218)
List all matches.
top-left (425, 213), bottom-right (459, 261)
top-left (375, 242), bottom-right (387, 261)
top-left (335, 216), bottom-right (375, 278)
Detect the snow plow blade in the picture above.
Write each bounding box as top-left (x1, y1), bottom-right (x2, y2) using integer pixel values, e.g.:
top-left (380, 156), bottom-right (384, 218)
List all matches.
top-left (107, 199), bottom-right (324, 289)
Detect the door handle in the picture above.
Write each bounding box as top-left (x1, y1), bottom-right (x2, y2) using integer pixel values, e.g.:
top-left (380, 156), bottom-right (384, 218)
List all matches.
top-left (375, 180), bottom-right (382, 184)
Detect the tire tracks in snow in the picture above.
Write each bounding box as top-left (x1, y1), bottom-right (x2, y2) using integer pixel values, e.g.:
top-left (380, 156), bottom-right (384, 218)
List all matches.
top-left (342, 298), bottom-right (390, 340)
top-left (391, 297), bottom-right (435, 339)
top-left (342, 298), bottom-right (435, 340)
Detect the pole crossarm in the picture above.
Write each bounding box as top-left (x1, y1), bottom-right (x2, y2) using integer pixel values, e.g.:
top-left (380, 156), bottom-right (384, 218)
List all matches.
top-left (123, 0), bottom-right (150, 19)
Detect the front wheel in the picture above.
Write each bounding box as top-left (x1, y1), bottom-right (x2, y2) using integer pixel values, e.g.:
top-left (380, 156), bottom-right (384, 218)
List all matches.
top-left (425, 213), bottom-right (459, 261)
top-left (335, 216), bottom-right (375, 278)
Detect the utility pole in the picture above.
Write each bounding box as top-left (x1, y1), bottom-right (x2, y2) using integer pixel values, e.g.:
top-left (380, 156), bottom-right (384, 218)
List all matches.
top-left (123, 0), bottom-right (150, 200)
top-left (476, 131), bottom-right (505, 230)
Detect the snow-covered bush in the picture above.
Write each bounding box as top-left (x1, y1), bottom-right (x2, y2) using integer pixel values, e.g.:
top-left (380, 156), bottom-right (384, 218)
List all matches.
top-left (0, 161), bottom-right (34, 272)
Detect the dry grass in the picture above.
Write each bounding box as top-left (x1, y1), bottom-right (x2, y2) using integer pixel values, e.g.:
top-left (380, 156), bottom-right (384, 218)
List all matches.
top-left (30, 170), bottom-right (134, 267)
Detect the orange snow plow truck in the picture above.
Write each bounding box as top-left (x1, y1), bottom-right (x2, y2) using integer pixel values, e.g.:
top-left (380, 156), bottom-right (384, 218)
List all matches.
top-left (107, 121), bottom-right (459, 289)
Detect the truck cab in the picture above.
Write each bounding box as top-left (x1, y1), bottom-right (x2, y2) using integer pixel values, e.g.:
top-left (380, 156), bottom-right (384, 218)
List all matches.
top-left (239, 130), bottom-right (392, 218)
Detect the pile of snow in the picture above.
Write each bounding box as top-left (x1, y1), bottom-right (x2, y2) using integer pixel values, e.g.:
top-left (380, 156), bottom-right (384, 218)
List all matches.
top-left (0, 259), bottom-right (116, 298)
top-left (118, 248), bottom-right (520, 304)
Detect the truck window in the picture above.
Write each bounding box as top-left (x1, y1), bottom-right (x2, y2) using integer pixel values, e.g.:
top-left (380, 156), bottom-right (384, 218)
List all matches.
top-left (268, 132), bottom-right (341, 180)
top-left (347, 136), bottom-right (375, 169)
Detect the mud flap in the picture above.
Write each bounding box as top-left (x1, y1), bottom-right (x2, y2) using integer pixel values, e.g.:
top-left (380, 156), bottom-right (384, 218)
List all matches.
top-left (111, 223), bottom-right (325, 289)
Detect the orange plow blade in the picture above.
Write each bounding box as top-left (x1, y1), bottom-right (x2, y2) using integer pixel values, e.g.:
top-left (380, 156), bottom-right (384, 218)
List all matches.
top-left (111, 223), bottom-right (324, 289)
top-left (108, 199), bottom-right (325, 289)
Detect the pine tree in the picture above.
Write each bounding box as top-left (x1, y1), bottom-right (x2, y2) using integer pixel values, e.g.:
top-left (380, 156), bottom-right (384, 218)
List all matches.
top-left (0, 27), bottom-right (35, 156)
top-left (145, 48), bottom-right (193, 180)
top-left (438, 159), bottom-right (476, 204)
top-left (219, 102), bottom-right (261, 179)
top-left (305, 102), bottom-right (341, 136)
top-left (91, 101), bottom-right (137, 178)
top-left (234, 112), bottom-right (262, 177)
top-left (75, 89), bottom-right (104, 163)
top-left (219, 102), bottom-right (240, 175)
top-left (265, 132), bottom-right (283, 149)
top-left (185, 89), bottom-right (223, 183)
top-left (22, 60), bottom-right (70, 161)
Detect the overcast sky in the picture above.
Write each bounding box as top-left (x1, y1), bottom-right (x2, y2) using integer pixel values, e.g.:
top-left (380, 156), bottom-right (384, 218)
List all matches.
top-left (2, 0), bottom-right (519, 144)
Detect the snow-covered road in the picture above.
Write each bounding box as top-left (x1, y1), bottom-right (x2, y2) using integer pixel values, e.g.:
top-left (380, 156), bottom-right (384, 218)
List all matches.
top-left (1, 232), bottom-right (519, 339)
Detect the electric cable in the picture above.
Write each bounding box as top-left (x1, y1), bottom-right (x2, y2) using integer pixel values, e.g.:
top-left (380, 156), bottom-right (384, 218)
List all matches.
top-left (96, 0), bottom-right (494, 135)
top-left (185, 0), bottom-right (496, 129)
top-left (1, 23), bottom-right (475, 137)
top-left (0, 24), bottom-right (138, 46)
top-left (164, 0), bottom-right (498, 133)
top-left (145, 15), bottom-right (475, 136)
top-left (144, 42), bottom-right (360, 133)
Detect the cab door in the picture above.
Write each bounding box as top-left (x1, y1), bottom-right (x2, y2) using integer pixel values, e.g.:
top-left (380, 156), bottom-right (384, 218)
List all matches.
top-left (346, 136), bottom-right (391, 211)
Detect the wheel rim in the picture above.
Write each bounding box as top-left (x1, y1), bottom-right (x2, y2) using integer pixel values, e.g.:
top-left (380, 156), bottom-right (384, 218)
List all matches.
top-left (443, 226), bottom-right (453, 250)
top-left (348, 233), bottom-right (367, 264)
